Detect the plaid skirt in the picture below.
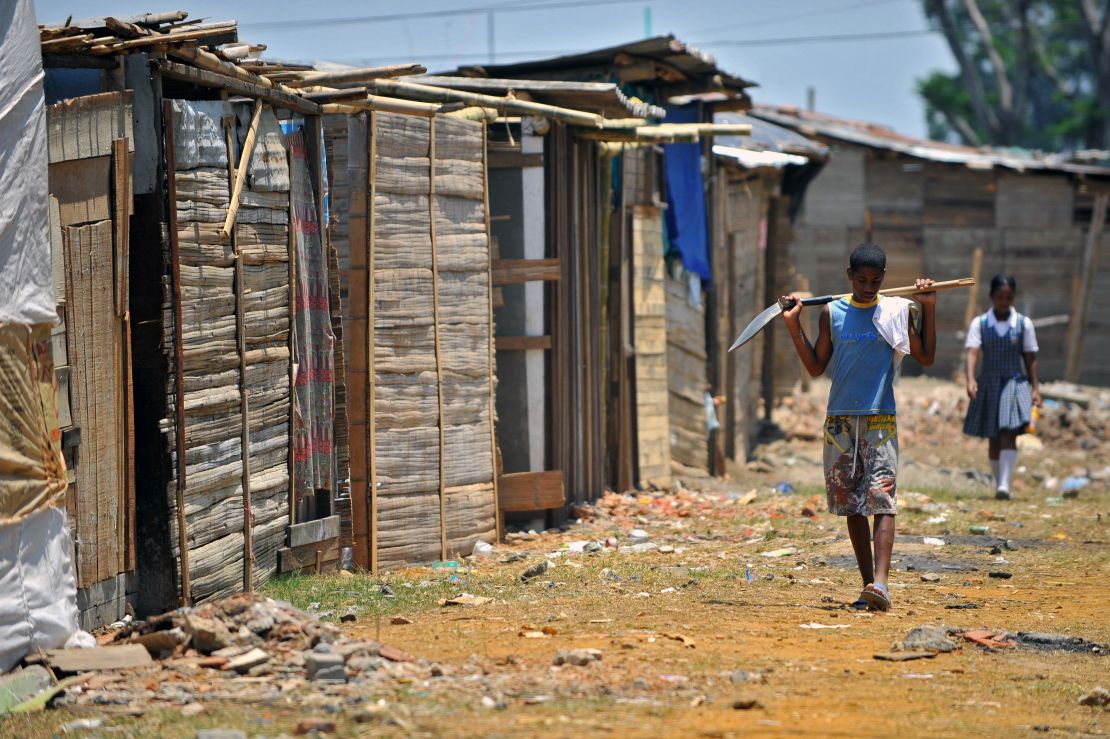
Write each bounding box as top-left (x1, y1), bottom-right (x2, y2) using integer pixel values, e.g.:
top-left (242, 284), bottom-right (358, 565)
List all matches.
top-left (963, 373), bottom-right (1032, 438)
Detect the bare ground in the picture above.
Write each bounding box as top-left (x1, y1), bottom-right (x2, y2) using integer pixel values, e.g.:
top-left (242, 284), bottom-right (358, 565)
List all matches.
top-left (5, 378), bottom-right (1109, 738)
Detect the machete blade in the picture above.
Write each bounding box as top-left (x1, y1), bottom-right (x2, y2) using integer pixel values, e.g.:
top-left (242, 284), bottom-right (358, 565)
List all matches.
top-left (728, 300), bottom-right (784, 352)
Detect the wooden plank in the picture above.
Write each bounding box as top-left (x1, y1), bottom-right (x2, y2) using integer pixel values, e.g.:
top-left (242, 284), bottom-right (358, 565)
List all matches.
top-left (51, 157), bottom-right (111, 226)
top-left (482, 124), bottom-right (501, 543)
top-left (155, 60), bottom-right (321, 116)
top-left (111, 138), bottom-right (132, 576)
top-left (498, 471), bottom-right (566, 512)
top-left (963, 246), bottom-right (983, 331)
top-left (278, 537), bottom-right (340, 574)
top-left (288, 515), bottom-right (341, 548)
top-left (367, 112), bottom-right (378, 573)
top-left (163, 99), bottom-right (191, 606)
top-left (47, 92), bottom-right (134, 163)
top-left (1066, 192), bottom-right (1108, 382)
top-left (44, 646), bottom-right (152, 673)
top-left (491, 258), bottom-right (561, 285)
top-left (222, 99), bottom-right (264, 241)
top-left (345, 114), bottom-right (369, 571)
top-left (495, 335), bottom-right (552, 351)
top-left (429, 118), bottom-right (448, 562)
top-left (488, 151), bottom-right (544, 169)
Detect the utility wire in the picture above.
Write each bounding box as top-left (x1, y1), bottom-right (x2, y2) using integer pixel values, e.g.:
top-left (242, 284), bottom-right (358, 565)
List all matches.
top-left (701, 28), bottom-right (936, 47)
top-left (240, 0), bottom-right (663, 32)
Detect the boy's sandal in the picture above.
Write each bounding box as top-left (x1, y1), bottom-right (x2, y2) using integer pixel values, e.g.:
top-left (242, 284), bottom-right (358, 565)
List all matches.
top-left (849, 595), bottom-right (869, 611)
top-left (861, 583), bottom-right (892, 612)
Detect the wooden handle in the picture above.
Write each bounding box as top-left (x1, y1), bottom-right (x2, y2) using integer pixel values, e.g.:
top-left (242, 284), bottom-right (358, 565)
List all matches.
top-left (831, 277), bottom-right (976, 301)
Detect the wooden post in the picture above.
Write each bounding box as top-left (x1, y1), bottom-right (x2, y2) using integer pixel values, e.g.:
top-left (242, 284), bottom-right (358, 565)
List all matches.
top-left (1066, 192), bottom-right (1108, 382)
top-left (111, 137), bottom-right (134, 573)
top-left (223, 115), bottom-right (254, 592)
top-left (221, 99), bottom-right (264, 241)
top-left (163, 100), bottom-right (191, 606)
top-left (367, 113), bottom-right (379, 573)
top-left (481, 124), bottom-right (501, 542)
top-left (863, 207), bottom-right (873, 243)
top-left (428, 117), bottom-right (448, 562)
top-left (963, 246), bottom-right (983, 331)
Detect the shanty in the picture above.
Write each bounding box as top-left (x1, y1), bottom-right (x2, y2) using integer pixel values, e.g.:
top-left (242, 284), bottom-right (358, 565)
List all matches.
top-left (2, 2), bottom-right (1109, 736)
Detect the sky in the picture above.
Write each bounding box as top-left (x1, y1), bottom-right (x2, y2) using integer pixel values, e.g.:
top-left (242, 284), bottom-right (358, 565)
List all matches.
top-left (33, 0), bottom-right (956, 138)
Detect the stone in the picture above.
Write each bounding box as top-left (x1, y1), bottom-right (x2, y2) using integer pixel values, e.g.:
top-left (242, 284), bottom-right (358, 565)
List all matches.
top-left (305, 648), bottom-right (346, 682)
top-left (185, 615), bottom-right (232, 654)
top-left (225, 648), bottom-right (270, 673)
top-left (390, 616), bottom-right (413, 625)
top-left (181, 703), bottom-right (205, 717)
top-left (899, 625), bottom-right (958, 653)
top-left (552, 648), bottom-right (602, 667)
top-left (293, 718), bottom-right (337, 735)
top-left (920, 573), bottom-right (942, 583)
top-left (520, 560), bottom-right (551, 582)
top-left (196, 731), bottom-right (247, 739)
top-left (1078, 687), bottom-right (1109, 707)
top-left (632, 677), bottom-right (650, 690)
top-left (732, 698), bottom-right (762, 710)
top-left (379, 644), bottom-right (414, 663)
top-left (347, 656), bottom-right (384, 674)
top-left (730, 669), bottom-right (765, 684)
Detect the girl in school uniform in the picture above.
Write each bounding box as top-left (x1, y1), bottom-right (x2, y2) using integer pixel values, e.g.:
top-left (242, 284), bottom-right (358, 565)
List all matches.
top-left (963, 274), bottom-right (1042, 499)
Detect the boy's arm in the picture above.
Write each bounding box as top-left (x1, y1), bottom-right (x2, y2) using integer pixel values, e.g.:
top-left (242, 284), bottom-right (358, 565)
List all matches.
top-left (908, 278), bottom-right (937, 367)
top-left (781, 297), bottom-right (833, 377)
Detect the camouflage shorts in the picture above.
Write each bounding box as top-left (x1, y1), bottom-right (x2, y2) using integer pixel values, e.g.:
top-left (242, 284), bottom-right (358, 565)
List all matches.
top-left (823, 415), bottom-right (898, 516)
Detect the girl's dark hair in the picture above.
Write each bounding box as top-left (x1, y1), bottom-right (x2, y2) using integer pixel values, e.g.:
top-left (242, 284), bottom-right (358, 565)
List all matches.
top-left (989, 274), bottom-right (1017, 296)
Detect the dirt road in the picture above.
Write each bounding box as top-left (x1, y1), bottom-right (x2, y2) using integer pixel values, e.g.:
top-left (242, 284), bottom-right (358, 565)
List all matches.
top-left (6, 378), bottom-right (1108, 737)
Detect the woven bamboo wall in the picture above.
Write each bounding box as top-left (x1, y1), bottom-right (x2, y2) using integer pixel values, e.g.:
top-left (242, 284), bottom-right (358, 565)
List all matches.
top-left (163, 100), bottom-right (291, 603)
top-left (665, 268), bottom-right (708, 472)
top-left (328, 112), bottom-right (497, 571)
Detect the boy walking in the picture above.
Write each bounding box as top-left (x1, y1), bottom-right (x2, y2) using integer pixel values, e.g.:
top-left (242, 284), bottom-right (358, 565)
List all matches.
top-left (781, 243), bottom-right (936, 611)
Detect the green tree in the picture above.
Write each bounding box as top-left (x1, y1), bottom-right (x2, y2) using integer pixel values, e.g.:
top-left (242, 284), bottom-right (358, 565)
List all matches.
top-left (918, 0), bottom-right (1110, 151)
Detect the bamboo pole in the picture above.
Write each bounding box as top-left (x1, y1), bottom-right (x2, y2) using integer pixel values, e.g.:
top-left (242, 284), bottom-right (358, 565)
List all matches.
top-left (221, 99), bottom-right (264, 241)
top-left (284, 64), bottom-right (427, 88)
top-left (163, 99), bottom-right (192, 606)
top-left (481, 124), bottom-right (501, 542)
top-left (429, 117), bottom-right (448, 562)
top-left (446, 106), bottom-right (498, 122)
top-left (89, 25), bottom-right (237, 54)
top-left (373, 78), bottom-right (604, 128)
top-left (156, 60), bottom-right (320, 115)
top-left (368, 112), bottom-right (379, 574)
top-left (1066, 192), bottom-right (1108, 382)
top-left (170, 45), bottom-right (275, 89)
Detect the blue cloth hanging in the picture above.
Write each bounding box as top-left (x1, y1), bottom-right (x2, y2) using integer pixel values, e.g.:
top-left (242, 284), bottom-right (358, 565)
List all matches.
top-left (663, 104), bottom-right (710, 280)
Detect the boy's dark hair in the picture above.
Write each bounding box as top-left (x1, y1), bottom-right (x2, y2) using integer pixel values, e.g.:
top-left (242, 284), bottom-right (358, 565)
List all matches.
top-left (989, 273), bottom-right (1017, 295)
top-left (849, 242), bottom-right (886, 272)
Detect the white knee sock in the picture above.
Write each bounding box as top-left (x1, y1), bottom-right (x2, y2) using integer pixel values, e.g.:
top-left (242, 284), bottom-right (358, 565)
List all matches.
top-left (998, 450), bottom-right (1017, 492)
top-left (990, 458), bottom-right (1000, 486)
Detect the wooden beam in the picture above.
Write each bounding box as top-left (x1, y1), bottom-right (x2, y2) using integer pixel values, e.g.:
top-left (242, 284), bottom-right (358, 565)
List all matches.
top-left (495, 335), bottom-right (552, 351)
top-left (963, 246), bottom-right (983, 331)
top-left (278, 537), bottom-right (340, 574)
top-left (491, 258), bottom-right (561, 285)
top-left (284, 64), bottom-right (426, 88)
top-left (288, 515), bottom-right (341, 548)
top-left (481, 124), bottom-right (501, 543)
top-left (498, 471), bottom-right (565, 512)
top-left (488, 151), bottom-right (543, 169)
top-left (221, 99), bottom-right (263, 241)
top-left (367, 113), bottom-right (379, 573)
top-left (1066, 192), bottom-right (1108, 382)
top-left (155, 60), bottom-right (320, 115)
top-left (372, 78), bottom-right (603, 128)
top-left (429, 119), bottom-right (448, 562)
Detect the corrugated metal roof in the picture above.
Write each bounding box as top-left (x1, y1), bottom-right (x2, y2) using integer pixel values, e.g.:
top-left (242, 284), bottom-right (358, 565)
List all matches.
top-left (752, 105), bottom-right (1110, 177)
top-left (455, 35), bottom-right (756, 96)
top-left (714, 113), bottom-right (827, 160)
top-left (415, 76), bottom-right (665, 119)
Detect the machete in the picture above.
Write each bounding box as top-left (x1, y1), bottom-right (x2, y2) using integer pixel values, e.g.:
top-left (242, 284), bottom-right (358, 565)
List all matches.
top-left (728, 277), bottom-right (976, 352)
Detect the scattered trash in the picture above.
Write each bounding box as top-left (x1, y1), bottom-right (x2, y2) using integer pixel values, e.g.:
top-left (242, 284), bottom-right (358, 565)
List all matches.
top-left (553, 649), bottom-right (602, 667)
top-left (957, 629), bottom-right (1016, 650)
top-left (1060, 476), bottom-right (1090, 493)
top-left (520, 560), bottom-right (552, 582)
top-left (471, 540), bottom-right (493, 559)
top-left (774, 482), bottom-right (795, 495)
top-left (901, 673), bottom-right (934, 679)
top-left (628, 529), bottom-right (650, 543)
top-left (969, 525), bottom-right (990, 535)
top-left (988, 571), bottom-right (1012, 579)
top-left (874, 652), bottom-right (937, 662)
top-left (799, 623), bottom-right (850, 630)
top-left (761, 546), bottom-right (798, 558)
top-left (63, 631), bottom-right (96, 650)
top-left (441, 593), bottom-right (493, 607)
top-left (1015, 633), bottom-right (1106, 654)
top-left (293, 718), bottom-right (337, 735)
top-left (922, 537), bottom-right (946, 546)
top-left (897, 625), bottom-right (958, 653)
top-left (945, 603), bottom-right (980, 610)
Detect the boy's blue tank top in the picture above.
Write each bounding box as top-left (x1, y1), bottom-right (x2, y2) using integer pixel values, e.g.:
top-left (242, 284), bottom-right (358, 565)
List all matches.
top-left (827, 297), bottom-right (896, 416)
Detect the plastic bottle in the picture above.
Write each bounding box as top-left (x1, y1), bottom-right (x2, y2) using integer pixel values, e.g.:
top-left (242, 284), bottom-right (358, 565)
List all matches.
top-left (1027, 405), bottom-right (1039, 434)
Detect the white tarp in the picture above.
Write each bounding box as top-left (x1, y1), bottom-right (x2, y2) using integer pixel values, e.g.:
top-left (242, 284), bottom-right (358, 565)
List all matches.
top-left (0, 506), bottom-right (79, 673)
top-left (0, 0), bottom-right (55, 324)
